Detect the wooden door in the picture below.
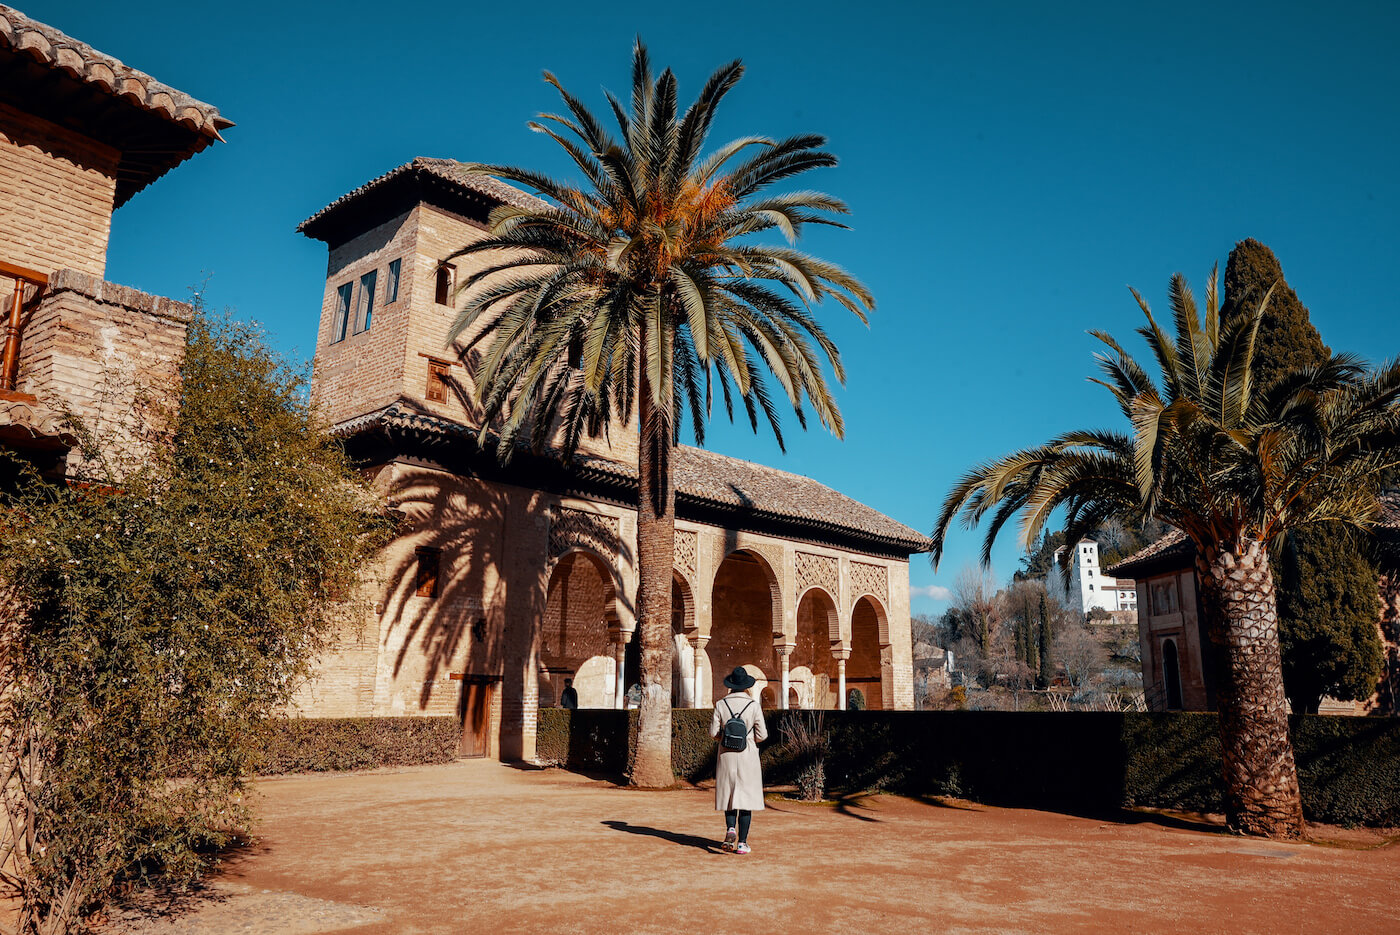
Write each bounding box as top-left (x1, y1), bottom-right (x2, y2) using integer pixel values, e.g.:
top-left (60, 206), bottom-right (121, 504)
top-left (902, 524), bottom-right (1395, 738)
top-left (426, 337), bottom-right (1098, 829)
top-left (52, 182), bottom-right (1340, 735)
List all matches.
top-left (459, 682), bottom-right (492, 757)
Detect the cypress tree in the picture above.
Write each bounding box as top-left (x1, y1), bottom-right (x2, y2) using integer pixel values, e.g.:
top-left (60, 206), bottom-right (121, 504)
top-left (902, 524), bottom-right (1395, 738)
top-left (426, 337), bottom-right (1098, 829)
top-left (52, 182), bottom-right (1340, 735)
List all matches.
top-left (1024, 596), bottom-right (1039, 668)
top-left (1223, 239), bottom-right (1385, 711)
top-left (1037, 592), bottom-right (1053, 689)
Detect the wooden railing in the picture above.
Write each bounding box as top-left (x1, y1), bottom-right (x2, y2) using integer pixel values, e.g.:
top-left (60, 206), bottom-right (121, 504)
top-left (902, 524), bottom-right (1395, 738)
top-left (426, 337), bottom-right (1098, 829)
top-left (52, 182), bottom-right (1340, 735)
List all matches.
top-left (0, 259), bottom-right (48, 392)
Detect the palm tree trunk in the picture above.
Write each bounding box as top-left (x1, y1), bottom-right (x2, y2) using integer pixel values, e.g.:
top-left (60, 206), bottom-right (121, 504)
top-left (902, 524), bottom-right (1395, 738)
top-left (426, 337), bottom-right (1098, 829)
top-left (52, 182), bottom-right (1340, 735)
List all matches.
top-left (629, 364), bottom-right (675, 788)
top-left (1195, 538), bottom-right (1305, 837)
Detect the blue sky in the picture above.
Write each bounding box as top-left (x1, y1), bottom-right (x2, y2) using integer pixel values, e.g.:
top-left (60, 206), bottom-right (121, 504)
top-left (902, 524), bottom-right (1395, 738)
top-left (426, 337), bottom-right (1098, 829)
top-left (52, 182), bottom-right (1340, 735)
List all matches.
top-left (27, 0), bottom-right (1400, 611)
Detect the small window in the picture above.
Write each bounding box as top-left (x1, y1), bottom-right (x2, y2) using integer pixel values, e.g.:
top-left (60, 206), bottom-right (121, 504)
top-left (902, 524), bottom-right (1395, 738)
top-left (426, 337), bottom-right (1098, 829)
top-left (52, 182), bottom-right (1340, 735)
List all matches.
top-left (435, 265), bottom-right (454, 306)
top-left (356, 270), bottom-right (377, 333)
top-left (426, 359), bottom-right (450, 403)
top-left (332, 282), bottom-right (353, 342)
top-left (1088, 583), bottom-right (1094, 590)
top-left (386, 258), bottom-right (401, 304)
top-left (415, 547), bottom-right (441, 598)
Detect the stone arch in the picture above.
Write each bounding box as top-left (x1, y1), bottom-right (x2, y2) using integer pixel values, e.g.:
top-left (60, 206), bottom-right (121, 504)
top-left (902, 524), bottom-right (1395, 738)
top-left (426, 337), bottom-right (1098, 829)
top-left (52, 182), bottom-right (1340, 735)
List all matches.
top-left (672, 572), bottom-right (697, 707)
top-left (1161, 637), bottom-right (1183, 710)
top-left (540, 547), bottom-right (622, 709)
top-left (850, 594), bottom-right (890, 710)
top-left (794, 586), bottom-right (841, 709)
top-left (706, 548), bottom-right (784, 704)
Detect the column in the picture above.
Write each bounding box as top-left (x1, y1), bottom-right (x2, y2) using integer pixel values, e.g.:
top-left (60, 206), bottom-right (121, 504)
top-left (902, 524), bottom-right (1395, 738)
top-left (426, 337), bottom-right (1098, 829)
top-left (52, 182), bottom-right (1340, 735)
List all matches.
top-left (691, 636), bottom-right (710, 709)
top-left (833, 647), bottom-right (850, 710)
top-left (614, 635), bottom-right (628, 710)
top-left (776, 642), bottom-right (794, 709)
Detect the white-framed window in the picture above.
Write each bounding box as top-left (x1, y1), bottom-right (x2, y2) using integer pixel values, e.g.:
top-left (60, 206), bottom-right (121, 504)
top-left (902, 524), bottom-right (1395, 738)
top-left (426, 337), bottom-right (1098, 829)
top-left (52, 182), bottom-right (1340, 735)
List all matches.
top-left (386, 258), bottom-right (401, 304)
top-left (332, 282), bottom-right (353, 343)
top-left (355, 270), bottom-right (377, 334)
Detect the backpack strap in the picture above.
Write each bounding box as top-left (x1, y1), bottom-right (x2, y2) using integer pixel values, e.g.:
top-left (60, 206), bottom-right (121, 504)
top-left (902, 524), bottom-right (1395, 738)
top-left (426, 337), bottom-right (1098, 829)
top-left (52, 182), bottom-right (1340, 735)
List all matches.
top-left (721, 698), bottom-right (754, 726)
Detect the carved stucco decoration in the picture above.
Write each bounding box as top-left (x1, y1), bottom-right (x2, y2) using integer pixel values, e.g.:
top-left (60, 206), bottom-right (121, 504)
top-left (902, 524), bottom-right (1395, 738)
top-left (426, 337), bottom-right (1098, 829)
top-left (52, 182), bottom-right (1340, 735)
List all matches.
top-left (795, 551), bottom-right (839, 600)
top-left (734, 542), bottom-right (785, 586)
top-left (674, 529), bottom-right (698, 581)
top-left (849, 560), bottom-right (889, 608)
top-left (548, 508), bottom-right (621, 562)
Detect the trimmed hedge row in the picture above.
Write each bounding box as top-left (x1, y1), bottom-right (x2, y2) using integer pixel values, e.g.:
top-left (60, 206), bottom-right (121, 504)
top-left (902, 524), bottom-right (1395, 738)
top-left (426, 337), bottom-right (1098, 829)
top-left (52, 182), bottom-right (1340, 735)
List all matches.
top-left (257, 716), bottom-right (460, 775)
top-left (536, 708), bottom-right (1400, 826)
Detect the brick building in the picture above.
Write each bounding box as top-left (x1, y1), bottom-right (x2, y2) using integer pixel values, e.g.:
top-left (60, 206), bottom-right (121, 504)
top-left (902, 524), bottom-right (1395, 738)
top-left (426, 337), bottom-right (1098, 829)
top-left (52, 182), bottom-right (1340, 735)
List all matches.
top-left (1109, 501), bottom-right (1400, 715)
top-left (294, 159), bottom-right (932, 761)
top-left (0, 4), bottom-right (228, 480)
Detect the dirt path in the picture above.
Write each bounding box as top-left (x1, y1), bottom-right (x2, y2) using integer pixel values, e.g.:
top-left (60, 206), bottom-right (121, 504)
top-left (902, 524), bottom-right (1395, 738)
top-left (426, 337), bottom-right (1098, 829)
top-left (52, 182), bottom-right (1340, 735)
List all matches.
top-left (109, 760), bottom-right (1398, 934)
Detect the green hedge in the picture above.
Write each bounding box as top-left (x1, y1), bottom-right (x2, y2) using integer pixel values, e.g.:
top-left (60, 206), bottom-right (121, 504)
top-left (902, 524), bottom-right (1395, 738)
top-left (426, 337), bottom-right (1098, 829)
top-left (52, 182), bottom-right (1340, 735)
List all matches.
top-left (538, 709), bottom-right (1400, 826)
top-left (257, 716), bottom-right (460, 774)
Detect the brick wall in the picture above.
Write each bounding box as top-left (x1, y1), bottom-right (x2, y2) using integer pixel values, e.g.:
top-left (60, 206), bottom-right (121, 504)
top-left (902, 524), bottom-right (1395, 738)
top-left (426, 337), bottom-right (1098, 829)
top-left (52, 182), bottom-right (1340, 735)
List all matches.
top-left (540, 551), bottom-right (615, 708)
top-left (310, 198), bottom-right (641, 465)
top-left (310, 210), bottom-right (416, 426)
top-left (15, 269), bottom-right (189, 475)
top-left (0, 102), bottom-right (117, 277)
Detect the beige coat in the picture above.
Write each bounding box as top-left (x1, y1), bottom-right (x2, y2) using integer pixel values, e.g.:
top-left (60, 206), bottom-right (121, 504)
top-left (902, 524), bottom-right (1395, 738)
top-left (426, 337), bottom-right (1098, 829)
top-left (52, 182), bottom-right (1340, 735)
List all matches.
top-left (710, 691), bottom-right (768, 811)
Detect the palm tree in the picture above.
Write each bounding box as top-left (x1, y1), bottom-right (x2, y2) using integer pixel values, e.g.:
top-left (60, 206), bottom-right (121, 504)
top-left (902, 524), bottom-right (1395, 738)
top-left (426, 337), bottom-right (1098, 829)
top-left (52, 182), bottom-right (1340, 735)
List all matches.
top-left (445, 42), bottom-right (873, 787)
top-left (930, 267), bottom-right (1400, 836)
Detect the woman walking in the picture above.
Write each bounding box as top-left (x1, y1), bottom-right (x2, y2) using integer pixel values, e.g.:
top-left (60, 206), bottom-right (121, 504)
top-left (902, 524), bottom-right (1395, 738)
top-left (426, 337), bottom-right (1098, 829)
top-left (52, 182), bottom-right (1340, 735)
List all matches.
top-left (710, 667), bottom-right (768, 854)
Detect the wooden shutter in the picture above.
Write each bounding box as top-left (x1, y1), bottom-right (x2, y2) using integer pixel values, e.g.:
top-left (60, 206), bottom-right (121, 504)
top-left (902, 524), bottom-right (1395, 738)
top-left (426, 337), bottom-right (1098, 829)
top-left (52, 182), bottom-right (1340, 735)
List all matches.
top-left (415, 547), bottom-right (441, 598)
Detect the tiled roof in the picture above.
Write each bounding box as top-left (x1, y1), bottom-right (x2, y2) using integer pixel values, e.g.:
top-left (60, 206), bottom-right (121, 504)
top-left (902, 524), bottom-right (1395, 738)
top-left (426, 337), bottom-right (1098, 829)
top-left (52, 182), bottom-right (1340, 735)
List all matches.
top-left (0, 5), bottom-right (230, 205)
top-left (1109, 497), bottom-right (1400, 579)
top-left (297, 158), bottom-right (552, 236)
top-left (0, 6), bottom-right (229, 138)
top-left (1105, 530), bottom-right (1191, 578)
top-left (333, 404), bottom-right (932, 555)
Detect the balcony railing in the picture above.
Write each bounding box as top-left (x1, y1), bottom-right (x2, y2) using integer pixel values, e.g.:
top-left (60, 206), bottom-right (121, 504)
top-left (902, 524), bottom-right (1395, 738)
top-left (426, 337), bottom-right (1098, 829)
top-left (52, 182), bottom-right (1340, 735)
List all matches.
top-left (1, 260), bottom-right (48, 392)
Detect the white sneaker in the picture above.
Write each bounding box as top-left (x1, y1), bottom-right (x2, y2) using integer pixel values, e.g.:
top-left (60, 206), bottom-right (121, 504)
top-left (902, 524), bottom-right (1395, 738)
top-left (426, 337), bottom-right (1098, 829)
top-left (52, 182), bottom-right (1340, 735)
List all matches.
top-left (734, 842), bottom-right (751, 855)
top-left (722, 827), bottom-right (737, 851)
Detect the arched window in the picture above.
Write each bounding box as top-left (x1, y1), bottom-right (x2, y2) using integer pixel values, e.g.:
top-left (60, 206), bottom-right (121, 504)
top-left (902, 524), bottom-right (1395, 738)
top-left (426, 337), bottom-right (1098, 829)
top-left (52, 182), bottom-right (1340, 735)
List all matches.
top-left (435, 265), bottom-right (454, 306)
top-left (1162, 638), bottom-right (1183, 710)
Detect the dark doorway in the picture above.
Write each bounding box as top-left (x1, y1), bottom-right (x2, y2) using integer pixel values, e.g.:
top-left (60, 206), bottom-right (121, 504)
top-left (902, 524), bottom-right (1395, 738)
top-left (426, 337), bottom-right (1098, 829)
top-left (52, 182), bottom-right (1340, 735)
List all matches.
top-left (1162, 639), bottom-right (1183, 710)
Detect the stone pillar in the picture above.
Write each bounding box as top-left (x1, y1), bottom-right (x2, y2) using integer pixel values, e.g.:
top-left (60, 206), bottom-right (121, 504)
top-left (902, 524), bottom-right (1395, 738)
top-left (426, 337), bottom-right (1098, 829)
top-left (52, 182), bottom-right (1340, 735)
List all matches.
top-left (691, 636), bottom-right (709, 709)
top-left (776, 641), bottom-right (794, 709)
top-left (833, 647), bottom-right (850, 710)
top-left (499, 494), bottom-right (549, 762)
top-left (614, 635), bottom-right (628, 710)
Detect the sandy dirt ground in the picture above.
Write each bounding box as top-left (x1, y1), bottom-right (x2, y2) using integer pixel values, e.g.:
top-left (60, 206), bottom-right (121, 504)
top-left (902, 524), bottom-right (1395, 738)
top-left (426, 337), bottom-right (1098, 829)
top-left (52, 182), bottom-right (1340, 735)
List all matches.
top-left (106, 759), bottom-right (1398, 935)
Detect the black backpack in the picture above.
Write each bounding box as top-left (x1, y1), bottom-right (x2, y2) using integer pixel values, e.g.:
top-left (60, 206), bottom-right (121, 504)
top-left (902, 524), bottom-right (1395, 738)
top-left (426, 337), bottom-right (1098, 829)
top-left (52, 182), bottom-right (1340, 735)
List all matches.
top-left (720, 698), bottom-right (754, 752)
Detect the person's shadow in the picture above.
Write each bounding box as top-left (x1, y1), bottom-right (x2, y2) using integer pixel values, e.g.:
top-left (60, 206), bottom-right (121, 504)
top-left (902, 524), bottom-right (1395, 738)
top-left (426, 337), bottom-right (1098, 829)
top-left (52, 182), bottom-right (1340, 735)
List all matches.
top-left (601, 820), bottom-right (721, 853)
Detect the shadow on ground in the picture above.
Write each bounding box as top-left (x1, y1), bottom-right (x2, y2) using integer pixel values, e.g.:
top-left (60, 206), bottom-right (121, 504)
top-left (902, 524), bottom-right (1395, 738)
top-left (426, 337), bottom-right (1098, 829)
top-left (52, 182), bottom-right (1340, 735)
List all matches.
top-left (601, 820), bottom-right (722, 853)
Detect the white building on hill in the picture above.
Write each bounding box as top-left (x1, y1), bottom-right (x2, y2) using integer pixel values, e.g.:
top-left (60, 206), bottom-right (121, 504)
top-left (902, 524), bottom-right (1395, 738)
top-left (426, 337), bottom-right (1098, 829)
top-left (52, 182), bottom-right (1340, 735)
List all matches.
top-left (1055, 540), bottom-right (1137, 615)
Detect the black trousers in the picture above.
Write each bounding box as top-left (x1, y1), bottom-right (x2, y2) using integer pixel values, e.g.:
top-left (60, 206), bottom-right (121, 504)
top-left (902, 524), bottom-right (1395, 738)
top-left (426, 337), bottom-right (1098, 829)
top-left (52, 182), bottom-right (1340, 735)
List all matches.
top-left (724, 809), bottom-right (752, 843)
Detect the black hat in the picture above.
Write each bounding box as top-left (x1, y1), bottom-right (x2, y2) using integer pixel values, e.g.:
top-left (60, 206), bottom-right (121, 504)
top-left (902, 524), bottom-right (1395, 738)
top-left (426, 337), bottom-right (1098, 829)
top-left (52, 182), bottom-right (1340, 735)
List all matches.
top-left (722, 666), bottom-right (757, 691)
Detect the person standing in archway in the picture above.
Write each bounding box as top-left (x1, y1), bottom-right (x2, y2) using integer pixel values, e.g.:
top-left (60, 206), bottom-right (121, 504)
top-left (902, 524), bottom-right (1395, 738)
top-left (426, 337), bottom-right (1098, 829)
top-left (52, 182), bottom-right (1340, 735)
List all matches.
top-left (560, 677), bottom-right (579, 710)
top-left (710, 667), bottom-right (768, 854)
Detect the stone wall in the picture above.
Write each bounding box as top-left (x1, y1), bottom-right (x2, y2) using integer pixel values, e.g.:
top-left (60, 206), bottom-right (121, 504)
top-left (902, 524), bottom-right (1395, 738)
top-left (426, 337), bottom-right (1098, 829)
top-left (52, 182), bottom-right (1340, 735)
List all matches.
top-left (291, 459), bottom-right (918, 761)
top-left (15, 269), bottom-right (190, 475)
top-left (0, 102), bottom-right (117, 277)
top-left (1135, 569), bottom-right (1211, 711)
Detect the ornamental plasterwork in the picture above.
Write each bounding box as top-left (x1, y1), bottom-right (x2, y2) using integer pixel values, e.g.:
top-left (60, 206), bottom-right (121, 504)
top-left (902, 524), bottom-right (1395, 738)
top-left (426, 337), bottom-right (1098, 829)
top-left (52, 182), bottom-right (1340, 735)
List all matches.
top-left (548, 508), bottom-right (620, 562)
top-left (736, 542), bottom-right (784, 583)
top-left (849, 560), bottom-right (889, 607)
top-left (795, 551), bottom-right (839, 599)
top-left (674, 529), bottom-right (698, 581)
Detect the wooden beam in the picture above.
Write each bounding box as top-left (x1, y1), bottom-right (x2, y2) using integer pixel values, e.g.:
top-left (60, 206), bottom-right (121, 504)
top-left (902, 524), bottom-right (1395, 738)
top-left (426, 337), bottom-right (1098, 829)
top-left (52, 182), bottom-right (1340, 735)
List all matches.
top-left (0, 260), bottom-right (47, 284)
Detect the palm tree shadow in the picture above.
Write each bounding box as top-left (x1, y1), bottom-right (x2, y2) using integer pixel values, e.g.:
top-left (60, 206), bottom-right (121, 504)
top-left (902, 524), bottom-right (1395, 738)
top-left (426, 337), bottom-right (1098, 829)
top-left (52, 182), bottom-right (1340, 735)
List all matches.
top-left (601, 820), bottom-right (722, 853)
top-left (833, 792), bottom-right (882, 822)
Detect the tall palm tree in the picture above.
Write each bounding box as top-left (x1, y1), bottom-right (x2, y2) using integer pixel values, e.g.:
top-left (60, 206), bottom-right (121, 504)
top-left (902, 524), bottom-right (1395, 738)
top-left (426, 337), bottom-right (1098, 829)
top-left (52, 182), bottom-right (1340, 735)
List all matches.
top-left (930, 267), bottom-right (1400, 836)
top-left (446, 42), bottom-right (873, 787)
